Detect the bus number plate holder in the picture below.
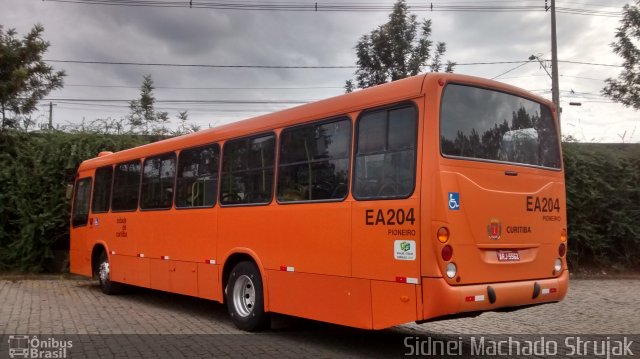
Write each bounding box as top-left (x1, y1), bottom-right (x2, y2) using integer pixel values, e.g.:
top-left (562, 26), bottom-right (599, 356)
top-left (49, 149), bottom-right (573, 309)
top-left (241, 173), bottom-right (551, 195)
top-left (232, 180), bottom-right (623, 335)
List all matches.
top-left (496, 250), bottom-right (520, 262)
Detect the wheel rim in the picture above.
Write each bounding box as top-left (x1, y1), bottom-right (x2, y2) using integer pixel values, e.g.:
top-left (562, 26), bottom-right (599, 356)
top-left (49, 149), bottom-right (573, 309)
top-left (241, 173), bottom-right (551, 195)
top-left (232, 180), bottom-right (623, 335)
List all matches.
top-left (99, 260), bottom-right (110, 284)
top-left (232, 275), bottom-right (256, 317)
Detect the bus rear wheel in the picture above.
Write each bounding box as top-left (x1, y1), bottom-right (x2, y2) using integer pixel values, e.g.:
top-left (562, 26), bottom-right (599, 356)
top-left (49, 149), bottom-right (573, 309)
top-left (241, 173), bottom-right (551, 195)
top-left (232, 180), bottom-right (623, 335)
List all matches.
top-left (225, 261), bottom-right (269, 331)
top-left (97, 251), bottom-right (123, 295)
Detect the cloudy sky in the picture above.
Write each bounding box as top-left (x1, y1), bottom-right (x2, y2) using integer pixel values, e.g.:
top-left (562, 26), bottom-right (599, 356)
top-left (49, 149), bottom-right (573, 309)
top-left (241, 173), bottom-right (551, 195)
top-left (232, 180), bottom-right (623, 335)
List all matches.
top-left (2, 0), bottom-right (638, 142)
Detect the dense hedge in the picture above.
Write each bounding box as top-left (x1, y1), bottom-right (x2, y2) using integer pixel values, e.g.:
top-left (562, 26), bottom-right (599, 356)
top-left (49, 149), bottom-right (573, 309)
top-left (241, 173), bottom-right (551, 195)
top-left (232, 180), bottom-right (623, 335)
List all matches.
top-left (563, 142), bottom-right (640, 270)
top-left (0, 131), bottom-right (638, 271)
top-left (0, 131), bottom-right (150, 271)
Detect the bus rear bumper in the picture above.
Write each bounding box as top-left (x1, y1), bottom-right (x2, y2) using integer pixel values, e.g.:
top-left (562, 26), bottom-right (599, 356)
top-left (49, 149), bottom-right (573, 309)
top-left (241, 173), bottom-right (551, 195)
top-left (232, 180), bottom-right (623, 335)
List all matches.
top-left (421, 270), bottom-right (569, 321)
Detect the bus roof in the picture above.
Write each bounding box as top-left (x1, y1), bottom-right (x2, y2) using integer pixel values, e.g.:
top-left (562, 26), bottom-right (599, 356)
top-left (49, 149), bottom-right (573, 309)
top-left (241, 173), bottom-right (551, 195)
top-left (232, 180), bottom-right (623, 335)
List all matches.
top-left (77, 73), bottom-right (553, 172)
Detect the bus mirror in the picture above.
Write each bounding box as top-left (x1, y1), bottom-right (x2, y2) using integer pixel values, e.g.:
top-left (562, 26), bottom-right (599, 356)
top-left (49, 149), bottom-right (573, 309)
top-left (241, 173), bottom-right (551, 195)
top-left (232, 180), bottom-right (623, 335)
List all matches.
top-left (66, 184), bottom-right (74, 200)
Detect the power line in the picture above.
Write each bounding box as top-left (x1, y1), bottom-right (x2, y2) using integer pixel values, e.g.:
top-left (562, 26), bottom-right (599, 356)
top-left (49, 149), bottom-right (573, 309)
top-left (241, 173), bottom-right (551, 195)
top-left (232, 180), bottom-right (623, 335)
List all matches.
top-left (491, 59), bottom-right (533, 79)
top-left (560, 60), bottom-right (623, 67)
top-left (45, 59), bottom-right (622, 68)
top-left (45, 59), bottom-right (355, 69)
top-left (43, 98), bottom-right (314, 104)
top-left (64, 84), bottom-right (344, 90)
top-left (42, 0), bottom-right (624, 16)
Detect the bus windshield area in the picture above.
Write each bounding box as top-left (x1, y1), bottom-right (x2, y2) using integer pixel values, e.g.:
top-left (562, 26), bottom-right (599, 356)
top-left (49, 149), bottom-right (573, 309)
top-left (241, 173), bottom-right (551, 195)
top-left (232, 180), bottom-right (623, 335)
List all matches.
top-left (440, 84), bottom-right (561, 169)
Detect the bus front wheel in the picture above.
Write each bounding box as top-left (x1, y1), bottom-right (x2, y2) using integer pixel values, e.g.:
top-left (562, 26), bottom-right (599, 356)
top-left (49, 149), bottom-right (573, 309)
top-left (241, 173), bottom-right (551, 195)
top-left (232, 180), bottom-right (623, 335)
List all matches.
top-left (225, 261), bottom-right (269, 331)
top-left (97, 251), bottom-right (123, 295)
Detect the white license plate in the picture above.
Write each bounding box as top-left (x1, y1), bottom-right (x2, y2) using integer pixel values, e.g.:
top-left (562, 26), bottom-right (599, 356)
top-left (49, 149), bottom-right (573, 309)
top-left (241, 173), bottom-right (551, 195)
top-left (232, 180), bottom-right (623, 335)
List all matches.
top-left (497, 250), bottom-right (520, 262)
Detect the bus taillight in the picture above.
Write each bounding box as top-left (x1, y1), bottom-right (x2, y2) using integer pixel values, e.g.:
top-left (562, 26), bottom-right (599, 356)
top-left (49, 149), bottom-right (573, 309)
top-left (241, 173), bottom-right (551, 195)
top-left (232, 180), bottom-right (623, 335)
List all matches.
top-left (560, 228), bottom-right (567, 242)
top-left (446, 263), bottom-right (457, 279)
top-left (559, 243), bottom-right (567, 257)
top-left (554, 258), bottom-right (562, 274)
top-left (441, 245), bottom-right (453, 261)
top-left (437, 227), bottom-right (449, 243)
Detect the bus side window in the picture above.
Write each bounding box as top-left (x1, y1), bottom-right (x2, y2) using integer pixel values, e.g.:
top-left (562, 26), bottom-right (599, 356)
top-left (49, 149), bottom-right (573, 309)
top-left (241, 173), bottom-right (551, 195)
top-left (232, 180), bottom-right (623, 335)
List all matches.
top-left (353, 105), bottom-right (417, 200)
top-left (141, 153), bottom-right (176, 210)
top-left (277, 117), bottom-right (351, 202)
top-left (112, 160), bottom-right (141, 212)
top-left (92, 166), bottom-right (112, 213)
top-left (175, 144), bottom-right (219, 208)
top-left (72, 177), bottom-right (93, 227)
top-left (221, 134), bottom-right (275, 205)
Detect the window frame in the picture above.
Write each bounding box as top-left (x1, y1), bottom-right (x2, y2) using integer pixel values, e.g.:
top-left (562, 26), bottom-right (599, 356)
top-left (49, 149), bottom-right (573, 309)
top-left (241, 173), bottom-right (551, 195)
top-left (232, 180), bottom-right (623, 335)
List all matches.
top-left (111, 159), bottom-right (142, 213)
top-left (352, 101), bottom-right (419, 201)
top-left (220, 132), bottom-right (277, 207)
top-left (174, 143), bottom-right (221, 210)
top-left (72, 176), bottom-right (93, 228)
top-left (276, 115), bottom-right (353, 205)
top-left (91, 165), bottom-right (113, 214)
top-left (439, 82), bottom-right (562, 172)
top-left (140, 152), bottom-right (177, 211)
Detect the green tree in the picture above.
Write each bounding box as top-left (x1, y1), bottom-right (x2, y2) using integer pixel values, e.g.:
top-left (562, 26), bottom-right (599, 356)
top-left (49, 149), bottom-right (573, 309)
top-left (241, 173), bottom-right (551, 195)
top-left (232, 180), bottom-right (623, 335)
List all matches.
top-left (128, 74), bottom-right (169, 135)
top-left (0, 24), bottom-right (65, 130)
top-left (172, 110), bottom-right (200, 135)
top-left (346, 0), bottom-right (455, 90)
top-left (602, 1), bottom-right (640, 110)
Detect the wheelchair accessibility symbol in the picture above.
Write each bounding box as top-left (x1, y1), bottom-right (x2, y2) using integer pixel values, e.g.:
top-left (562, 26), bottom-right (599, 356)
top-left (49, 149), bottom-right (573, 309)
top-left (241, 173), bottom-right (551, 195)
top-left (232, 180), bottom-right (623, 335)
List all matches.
top-left (448, 192), bottom-right (460, 210)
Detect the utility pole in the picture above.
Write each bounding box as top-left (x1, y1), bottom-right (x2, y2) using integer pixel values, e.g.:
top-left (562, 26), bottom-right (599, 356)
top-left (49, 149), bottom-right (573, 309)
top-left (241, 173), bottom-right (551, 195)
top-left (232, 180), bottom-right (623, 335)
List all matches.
top-left (48, 101), bottom-right (53, 131)
top-left (549, 0), bottom-right (561, 130)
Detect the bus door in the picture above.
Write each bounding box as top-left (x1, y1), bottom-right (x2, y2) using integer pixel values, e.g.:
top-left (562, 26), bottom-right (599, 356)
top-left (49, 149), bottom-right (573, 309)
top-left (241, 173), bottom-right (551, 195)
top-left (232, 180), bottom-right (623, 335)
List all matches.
top-left (70, 176), bottom-right (93, 275)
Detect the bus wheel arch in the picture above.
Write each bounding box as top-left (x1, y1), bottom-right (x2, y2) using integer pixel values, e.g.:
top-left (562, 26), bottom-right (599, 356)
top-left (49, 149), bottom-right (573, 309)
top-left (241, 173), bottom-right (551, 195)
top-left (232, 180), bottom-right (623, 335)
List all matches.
top-left (91, 243), bottom-right (123, 295)
top-left (221, 252), bottom-right (267, 302)
top-left (91, 244), bottom-right (107, 279)
top-left (222, 253), bottom-right (270, 331)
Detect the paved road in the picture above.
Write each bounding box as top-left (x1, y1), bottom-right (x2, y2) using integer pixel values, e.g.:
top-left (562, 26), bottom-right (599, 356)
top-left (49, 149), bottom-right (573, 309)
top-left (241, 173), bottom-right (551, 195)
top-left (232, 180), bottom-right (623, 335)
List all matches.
top-left (0, 277), bottom-right (638, 357)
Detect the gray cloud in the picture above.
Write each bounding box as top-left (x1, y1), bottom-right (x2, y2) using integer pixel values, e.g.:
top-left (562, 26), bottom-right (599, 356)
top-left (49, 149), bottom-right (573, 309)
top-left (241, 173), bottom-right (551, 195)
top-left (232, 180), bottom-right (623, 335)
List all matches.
top-left (1, 0), bottom-right (636, 141)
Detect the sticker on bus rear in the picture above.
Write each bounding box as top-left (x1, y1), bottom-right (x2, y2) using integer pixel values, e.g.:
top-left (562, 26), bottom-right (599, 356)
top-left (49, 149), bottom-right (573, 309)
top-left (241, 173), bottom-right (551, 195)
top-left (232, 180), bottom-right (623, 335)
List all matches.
top-left (394, 240), bottom-right (416, 260)
top-left (448, 192), bottom-right (460, 210)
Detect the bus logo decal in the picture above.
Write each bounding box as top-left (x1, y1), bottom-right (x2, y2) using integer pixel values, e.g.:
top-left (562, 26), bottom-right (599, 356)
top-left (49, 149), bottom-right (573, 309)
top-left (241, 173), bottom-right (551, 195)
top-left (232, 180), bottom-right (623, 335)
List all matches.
top-left (487, 219), bottom-right (502, 240)
top-left (448, 192), bottom-right (460, 210)
top-left (394, 240), bottom-right (416, 260)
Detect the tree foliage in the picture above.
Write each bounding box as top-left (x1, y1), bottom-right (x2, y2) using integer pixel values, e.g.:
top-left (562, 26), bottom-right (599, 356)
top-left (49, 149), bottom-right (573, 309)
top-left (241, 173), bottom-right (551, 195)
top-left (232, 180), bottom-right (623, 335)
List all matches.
top-left (0, 24), bottom-right (65, 130)
top-left (602, 1), bottom-right (640, 110)
top-left (563, 143), bottom-right (640, 270)
top-left (346, 0), bottom-right (455, 91)
top-left (0, 131), bottom-right (151, 272)
top-left (128, 74), bottom-right (170, 135)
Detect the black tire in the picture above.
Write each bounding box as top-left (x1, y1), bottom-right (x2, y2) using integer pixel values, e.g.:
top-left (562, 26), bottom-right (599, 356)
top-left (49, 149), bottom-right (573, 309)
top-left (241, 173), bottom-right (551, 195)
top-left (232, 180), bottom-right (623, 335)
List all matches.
top-left (225, 261), bottom-right (270, 331)
top-left (97, 251), bottom-right (124, 295)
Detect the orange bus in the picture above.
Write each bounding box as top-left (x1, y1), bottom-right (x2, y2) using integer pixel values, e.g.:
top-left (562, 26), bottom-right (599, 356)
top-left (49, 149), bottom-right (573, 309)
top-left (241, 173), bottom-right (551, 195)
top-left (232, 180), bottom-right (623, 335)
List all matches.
top-left (70, 73), bottom-right (568, 331)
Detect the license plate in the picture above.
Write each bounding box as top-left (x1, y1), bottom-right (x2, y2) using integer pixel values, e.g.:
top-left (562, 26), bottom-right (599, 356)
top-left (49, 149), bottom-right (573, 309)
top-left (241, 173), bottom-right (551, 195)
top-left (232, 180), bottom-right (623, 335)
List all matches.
top-left (497, 250), bottom-right (520, 262)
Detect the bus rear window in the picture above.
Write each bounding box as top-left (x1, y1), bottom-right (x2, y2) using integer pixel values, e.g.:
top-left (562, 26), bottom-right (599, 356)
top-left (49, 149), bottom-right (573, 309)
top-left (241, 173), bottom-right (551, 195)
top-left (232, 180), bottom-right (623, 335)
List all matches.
top-left (440, 84), bottom-right (561, 169)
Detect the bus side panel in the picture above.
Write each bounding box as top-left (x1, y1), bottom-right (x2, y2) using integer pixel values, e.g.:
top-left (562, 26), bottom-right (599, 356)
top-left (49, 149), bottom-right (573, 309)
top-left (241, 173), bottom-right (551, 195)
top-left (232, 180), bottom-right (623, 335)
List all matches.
top-left (270, 202), bottom-right (352, 277)
top-left (69, 249), bottom-right (91, 277)
top-left (161, 209), bottom-right (218, 263)
top-left (370, 280), bottom-right (418, 329)
top-left (109, 254), bottom-right (133, 284)
top-left (218, 206), bottom-right (278, 269)
top-left (169, 260), bottom-right (198, 296)
top-left (105, 212), bottom-right (139, 263)
top-left (197, 263), bottom-right (220, 301)
top-left (267, 270), bottom-right (372, 329)
top-left (146, 209), bottom-right (218, 298)
top-left (149, 258), bottom-right (170, 292)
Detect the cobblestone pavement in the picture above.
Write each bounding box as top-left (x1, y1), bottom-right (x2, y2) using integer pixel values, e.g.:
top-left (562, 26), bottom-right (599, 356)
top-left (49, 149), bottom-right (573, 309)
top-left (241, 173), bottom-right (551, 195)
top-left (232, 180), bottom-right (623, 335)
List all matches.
top-left (0, 277), bottom-right (638, 357)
